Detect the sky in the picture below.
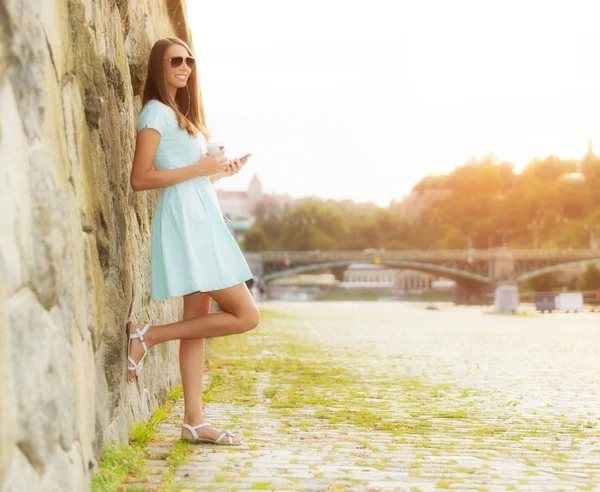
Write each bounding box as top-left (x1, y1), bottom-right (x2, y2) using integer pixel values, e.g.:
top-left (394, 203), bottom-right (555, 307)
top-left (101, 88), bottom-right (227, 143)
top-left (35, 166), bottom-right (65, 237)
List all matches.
top-left (187, 0), bottom-right (600, 207)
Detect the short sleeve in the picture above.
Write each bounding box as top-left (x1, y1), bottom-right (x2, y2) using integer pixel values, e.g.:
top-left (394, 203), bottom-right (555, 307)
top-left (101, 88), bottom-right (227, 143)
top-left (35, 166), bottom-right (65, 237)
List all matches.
top-left (137, 101), bottom-right (169, 136)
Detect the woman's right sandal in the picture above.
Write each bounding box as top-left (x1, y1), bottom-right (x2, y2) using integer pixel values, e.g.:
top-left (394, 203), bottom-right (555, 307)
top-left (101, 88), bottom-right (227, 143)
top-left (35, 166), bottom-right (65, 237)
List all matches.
top-left (181, 423), bottom-right (242, 445)
top-left (125, 321), bottom-right (150, 384)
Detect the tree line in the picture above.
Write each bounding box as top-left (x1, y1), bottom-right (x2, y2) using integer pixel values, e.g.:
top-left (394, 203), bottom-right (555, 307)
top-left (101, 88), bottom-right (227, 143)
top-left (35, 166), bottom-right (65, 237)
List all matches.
top-left (243, 154), bottom-right (600, 253)
top-left (241, 154), bottom-right (600, 292)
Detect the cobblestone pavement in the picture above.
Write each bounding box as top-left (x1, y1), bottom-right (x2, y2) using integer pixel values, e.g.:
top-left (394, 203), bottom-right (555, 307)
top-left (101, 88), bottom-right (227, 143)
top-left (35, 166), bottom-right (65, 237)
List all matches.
top-left (139, 302), bottom-right (600, 491)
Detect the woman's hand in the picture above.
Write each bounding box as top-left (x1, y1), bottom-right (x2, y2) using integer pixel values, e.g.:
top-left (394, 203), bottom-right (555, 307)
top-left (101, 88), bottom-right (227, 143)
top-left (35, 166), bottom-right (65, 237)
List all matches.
top-left (227, 157), bottom-right (242, 176)
top-left (226, 154), bottom-right (252, 177)
top-left (208, 154), bottom-right (252, 184)
top-left (195, 150), bottom-right (229, 176)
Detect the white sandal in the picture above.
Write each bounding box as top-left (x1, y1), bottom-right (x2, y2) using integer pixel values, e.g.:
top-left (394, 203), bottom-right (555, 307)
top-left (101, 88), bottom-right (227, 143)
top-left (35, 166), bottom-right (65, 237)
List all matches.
top-left (181, 423), bottom-right (242, 445)
top-left (125, 321), bottom-right (150, 383)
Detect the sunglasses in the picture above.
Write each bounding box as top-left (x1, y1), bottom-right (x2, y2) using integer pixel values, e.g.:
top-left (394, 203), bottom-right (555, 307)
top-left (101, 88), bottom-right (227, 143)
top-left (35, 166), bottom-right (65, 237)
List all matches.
top-left (168, 56), bottom-right (196, 69)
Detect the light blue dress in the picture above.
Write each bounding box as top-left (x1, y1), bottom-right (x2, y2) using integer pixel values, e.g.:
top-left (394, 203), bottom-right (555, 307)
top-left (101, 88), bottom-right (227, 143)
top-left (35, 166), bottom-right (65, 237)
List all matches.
top-left (136, 99), bottom-right (253, 300)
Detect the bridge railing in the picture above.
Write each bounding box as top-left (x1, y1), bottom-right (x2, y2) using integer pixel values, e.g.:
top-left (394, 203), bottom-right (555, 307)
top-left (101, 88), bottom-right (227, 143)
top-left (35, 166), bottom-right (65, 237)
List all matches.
top-left (248, 249), bottom-right (600, 261)
top-left (509, 249), bottom-right (600, 259)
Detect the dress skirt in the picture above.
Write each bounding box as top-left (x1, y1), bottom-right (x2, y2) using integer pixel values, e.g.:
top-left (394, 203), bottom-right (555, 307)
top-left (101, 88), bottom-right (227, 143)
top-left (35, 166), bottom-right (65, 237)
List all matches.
top-left (150, 175), bottom-right (254, 300)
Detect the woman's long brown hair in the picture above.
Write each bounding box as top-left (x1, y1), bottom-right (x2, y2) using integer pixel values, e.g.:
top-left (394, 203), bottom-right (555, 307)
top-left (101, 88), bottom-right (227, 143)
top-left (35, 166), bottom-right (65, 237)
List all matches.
top-left (140, 37), bottom-right (211, 140)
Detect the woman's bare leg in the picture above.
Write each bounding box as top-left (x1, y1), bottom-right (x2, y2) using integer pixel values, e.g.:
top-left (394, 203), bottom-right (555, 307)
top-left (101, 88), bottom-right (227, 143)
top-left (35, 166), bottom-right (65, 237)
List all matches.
top-left (155, 282), bottom-right (258, 341)
top-left (179, 291), bottom-right (210, 425)
top-left (127, 282), bottom-right (259, 382)
top-left (177, 291), bottom-right (243, 443)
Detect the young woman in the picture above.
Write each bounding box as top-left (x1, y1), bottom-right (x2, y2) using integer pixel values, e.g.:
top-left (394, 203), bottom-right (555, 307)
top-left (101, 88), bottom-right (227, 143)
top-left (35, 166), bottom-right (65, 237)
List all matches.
top-left (127, 37), bottom-right (260, 446)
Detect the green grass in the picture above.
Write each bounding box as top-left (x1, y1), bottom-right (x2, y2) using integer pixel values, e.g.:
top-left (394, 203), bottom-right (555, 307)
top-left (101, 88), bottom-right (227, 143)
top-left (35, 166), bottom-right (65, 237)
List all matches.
top-left (90, 441), bottom-right (148, 491)
top-left (167, 384), bottom-right (184, 401)
top-left (129, 405), bottom-right (168, 447)
top-left (263, 386), bottom-right (278, 398)
top-left (160, 440), bottom-right (192, 489)
top-left (144, 304), bottom-right (600, 488)
top-left (251, 481), bottom-right (273, 490)
top-left (313, 287), bottom-right (454, 302)
top-left (314, 287), bottom-right (397, 301)
top-left (91, 385), bottom-right (189, 491)
top-left (203, 306), bottom-right (600, 458)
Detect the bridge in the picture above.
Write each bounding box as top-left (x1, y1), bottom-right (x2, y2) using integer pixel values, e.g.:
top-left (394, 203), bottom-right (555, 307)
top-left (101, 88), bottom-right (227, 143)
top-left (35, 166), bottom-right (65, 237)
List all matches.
top-left (244, 249), bottom-right (600, 304)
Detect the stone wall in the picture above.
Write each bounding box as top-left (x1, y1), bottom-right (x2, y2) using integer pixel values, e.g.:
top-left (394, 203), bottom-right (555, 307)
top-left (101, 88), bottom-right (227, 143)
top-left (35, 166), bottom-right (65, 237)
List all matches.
top-left (0, 0), bottom-right (196, 489)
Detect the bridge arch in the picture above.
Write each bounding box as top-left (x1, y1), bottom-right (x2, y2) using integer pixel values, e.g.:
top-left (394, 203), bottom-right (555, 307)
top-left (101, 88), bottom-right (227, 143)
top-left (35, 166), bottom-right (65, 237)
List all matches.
top-left (261, 259), bottom-right (491, 285)
top-left (517, 259), bottom-right (600, 283)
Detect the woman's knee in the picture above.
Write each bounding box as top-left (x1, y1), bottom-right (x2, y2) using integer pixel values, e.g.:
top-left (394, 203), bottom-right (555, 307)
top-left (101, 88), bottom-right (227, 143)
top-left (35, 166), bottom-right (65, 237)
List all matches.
top-left (207, 284), bottom-right (260, 333)
top-left (240, 306), bottom-right (260, 333)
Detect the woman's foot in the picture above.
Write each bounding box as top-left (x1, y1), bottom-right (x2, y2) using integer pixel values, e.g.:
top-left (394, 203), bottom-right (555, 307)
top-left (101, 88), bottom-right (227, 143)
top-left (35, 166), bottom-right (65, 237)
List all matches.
top-left (180, 421), bottom-right (244, 445)
top-left (126, 322), bottom-right (154, 383)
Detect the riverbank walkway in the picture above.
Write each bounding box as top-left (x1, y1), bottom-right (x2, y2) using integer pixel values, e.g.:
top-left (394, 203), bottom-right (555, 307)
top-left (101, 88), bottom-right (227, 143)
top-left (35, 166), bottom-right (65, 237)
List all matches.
top-left (127, 302), bottom-right (600, 491)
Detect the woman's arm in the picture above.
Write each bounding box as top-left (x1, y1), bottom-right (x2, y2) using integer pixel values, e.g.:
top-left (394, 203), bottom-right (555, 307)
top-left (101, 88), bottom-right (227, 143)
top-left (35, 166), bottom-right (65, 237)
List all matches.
top-left (131, 129), bottom-right (225, 191)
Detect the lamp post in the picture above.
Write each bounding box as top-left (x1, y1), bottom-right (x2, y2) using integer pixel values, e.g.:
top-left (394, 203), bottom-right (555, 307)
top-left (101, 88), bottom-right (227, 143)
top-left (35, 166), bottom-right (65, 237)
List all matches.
top-left (583, 224), bottom-right (600, 249)
top-left (496, 229), bottom-right (512, 248)
top-left (555, 214), bottom-right (568, 227)
top-left (527, 218), bottom-right (545, 251)
top-left (467, 232), bottom-right (478, 264)
top-left (467, 232), bottom-right (478, 251)
top-left (554, 209), bottom-right (568, 247)
top-left (307, 217), bottom-right (316, 251)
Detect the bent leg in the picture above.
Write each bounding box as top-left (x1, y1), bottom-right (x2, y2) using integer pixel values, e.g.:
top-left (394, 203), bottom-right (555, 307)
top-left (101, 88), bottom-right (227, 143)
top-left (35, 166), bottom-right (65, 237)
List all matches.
top-left (146, 282), bottom-right (260, 346)
top-left (127, 282), bottom-right (260, 383)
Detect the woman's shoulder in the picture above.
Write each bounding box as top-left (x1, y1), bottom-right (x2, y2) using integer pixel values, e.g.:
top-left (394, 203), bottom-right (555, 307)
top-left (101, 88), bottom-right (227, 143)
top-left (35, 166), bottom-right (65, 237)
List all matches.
top-left (138, 99), bottom-right (177, 133)
top-left (140, 99), bottom-right (175, 116)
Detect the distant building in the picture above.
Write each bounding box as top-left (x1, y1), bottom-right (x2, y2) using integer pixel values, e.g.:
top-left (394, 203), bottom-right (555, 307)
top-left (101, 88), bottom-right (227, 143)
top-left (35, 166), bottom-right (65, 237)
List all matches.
top-left (270, 273), bottom-right (339, 287)
top-left (216, 175), bottom-right (295, 241)
top-left (342, 264), bottom-right (398, 288)
top-left (218, 190), bottom-right (254, 222)
top-left (560, 138), bottom-right (596, 183)
top-left (341, 263), bottom-right (440, 290)
top-left (396, 270), bottom-right (435, 291)
top-left (584, 138), bottom-right (597, 163)
top-left (248, 175), bottom-right (263, 213)
top-left (217, 176), bottom-right (261, 242)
